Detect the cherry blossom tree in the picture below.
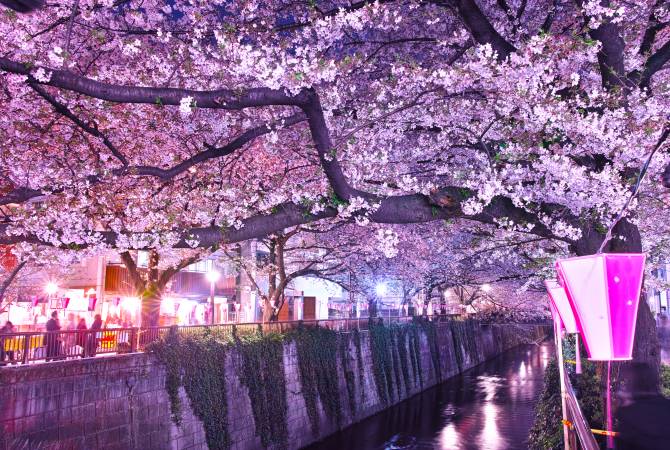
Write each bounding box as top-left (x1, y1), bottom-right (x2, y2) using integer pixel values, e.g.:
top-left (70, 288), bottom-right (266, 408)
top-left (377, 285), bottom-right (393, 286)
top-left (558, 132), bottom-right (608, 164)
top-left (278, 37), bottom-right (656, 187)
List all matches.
top-left (222, 225), bottom-right (356, 321)
top-left (0, 0), bottom-right (669, 366)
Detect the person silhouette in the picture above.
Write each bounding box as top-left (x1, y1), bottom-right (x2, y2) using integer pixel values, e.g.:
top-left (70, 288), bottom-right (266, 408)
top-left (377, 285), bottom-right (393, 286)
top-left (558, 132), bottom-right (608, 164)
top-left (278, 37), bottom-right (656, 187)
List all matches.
top-left (615, 362), bottom-right (670, 449)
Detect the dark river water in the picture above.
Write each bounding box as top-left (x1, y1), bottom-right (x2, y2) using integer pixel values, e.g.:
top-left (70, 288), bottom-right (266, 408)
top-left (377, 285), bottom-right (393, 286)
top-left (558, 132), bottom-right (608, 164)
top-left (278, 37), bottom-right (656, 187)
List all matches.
top-left (306, 341), bottom-right (553, 450)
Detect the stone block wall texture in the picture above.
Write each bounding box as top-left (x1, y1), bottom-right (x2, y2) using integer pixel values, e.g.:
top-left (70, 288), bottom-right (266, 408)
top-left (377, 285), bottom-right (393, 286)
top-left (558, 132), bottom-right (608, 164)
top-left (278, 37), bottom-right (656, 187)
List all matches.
top-left (0, 322), bottom-right (549, 450)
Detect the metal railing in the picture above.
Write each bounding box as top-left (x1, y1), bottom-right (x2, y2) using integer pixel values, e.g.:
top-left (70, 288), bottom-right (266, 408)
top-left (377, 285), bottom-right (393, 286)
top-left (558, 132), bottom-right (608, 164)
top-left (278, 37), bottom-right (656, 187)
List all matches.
top-left (563, 368), bottom-right (600, 450)
top-left (0, 314), bottom-right (467, 366)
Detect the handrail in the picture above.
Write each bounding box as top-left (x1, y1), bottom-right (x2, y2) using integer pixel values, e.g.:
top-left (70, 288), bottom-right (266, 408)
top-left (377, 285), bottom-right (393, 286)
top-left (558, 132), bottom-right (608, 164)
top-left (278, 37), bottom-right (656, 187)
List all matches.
top-left (564, 369), bottom-right (600, 450)
top-left (0, 314), bottom-right (493, 366)
top-left (0, 315), bottom-right (548, 366)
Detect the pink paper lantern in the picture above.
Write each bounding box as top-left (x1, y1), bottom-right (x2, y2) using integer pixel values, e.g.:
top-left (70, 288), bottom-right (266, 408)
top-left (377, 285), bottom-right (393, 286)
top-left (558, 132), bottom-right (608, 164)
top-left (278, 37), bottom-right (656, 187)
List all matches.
top-left (545, 279), bottom-right (578, 334)
top-left (556, 253), bottom-right (645, 361)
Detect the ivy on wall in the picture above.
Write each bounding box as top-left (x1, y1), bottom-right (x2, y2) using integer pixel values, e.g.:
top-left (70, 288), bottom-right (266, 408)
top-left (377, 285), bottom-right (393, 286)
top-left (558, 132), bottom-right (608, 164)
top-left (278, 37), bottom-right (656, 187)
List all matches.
top-left (352, 328), bottom-right (365, 400)
top-left (394, 325), bottom-right (411, 396)
top-left (417, 318), bottom-right (442, 381)
top-left (338, 332), bottom-right (357, 417)
top-left (369, 318), bottom-right (394, 405)
top-left (408, 324), bottom-right (423, 388)
top-left (234, 327), bottom-right (289, 450)
top-left (149, 327), bottom-right (231, 450)
top-left (368, 318), bottom-right (443, 406)
top-left (148, 320), bottom-right (537, 450)
top-left (290, 324), bottom-right (342, 435)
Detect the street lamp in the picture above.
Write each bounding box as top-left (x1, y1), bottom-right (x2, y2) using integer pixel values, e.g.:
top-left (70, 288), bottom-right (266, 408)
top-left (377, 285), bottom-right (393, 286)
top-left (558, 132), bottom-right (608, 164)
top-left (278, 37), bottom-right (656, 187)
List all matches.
top-left (206, 270), bottom-right (220, 325)
top-left (45, 282), bottom-right (58, 310)
top-left (375, 283), bottom-right (387, 296)
top-left (481, 283), bottom-right (492, 293)
top-left (45, 282), bottom-right (58, 295)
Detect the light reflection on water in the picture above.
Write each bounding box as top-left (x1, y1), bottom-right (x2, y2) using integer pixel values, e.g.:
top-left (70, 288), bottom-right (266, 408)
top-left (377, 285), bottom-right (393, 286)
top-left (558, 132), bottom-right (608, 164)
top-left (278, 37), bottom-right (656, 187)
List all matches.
top-left (305, 341), bottom-right (553, 450)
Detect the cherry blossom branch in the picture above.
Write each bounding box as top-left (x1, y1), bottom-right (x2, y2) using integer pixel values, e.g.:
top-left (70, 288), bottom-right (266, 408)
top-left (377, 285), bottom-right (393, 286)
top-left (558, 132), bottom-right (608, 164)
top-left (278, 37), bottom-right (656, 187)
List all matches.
top-left (28, 81), bottom-right (129, 166)
top-left (0, 57), bottom-right (309, 109)
top-left (121, 113), bottom-right (307, 180)
top-left (0, 114), bottom-right (308, 204)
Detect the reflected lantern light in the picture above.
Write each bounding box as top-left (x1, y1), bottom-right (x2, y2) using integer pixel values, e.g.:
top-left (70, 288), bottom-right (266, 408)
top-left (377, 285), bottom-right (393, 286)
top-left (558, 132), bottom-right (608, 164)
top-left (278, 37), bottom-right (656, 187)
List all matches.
top-left (556, 253), bottom-right (645, 361)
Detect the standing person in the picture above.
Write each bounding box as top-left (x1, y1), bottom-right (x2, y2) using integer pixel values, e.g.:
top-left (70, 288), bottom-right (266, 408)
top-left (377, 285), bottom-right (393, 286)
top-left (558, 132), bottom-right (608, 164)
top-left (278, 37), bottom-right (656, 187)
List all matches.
top-left (615, 362), bottom-right (670, 449)
top-left (76, 318), bottom-right (87, 356)
top-left (0, 321), bottom-right (15, 365)
top-left (45, 311), bottom-right (61, 361)
top-left (87, 314), bottom-right (103, 357)
top-left (63, 313), bottom-right (77, 357)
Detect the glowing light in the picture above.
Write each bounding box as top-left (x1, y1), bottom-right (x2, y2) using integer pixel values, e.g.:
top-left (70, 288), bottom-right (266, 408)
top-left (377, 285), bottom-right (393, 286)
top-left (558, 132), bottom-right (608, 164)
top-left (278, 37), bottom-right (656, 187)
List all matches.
top-left (481, 283), bottom-right (492, 293)
top-left (375, 283), bottom-right (387, 296)
top-left (206, 270), bottom-right (220, 283)
top-left (45, 282), bottom-right (58, 295)
top-left (556, 253), bottom-right (645, 361)
top-left (443, 290), bottom-right (451, 299)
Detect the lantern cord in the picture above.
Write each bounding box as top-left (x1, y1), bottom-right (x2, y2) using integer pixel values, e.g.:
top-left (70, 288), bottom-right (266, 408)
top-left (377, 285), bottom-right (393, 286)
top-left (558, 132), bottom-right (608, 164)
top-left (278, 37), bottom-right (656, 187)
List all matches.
top-left (597, 127), bottom-right (670, 254)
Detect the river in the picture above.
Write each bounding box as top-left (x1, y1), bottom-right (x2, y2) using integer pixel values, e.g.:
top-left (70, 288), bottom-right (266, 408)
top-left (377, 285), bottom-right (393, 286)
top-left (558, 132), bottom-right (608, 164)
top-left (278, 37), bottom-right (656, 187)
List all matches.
top-left (305, 341), bottom-right (553, 450)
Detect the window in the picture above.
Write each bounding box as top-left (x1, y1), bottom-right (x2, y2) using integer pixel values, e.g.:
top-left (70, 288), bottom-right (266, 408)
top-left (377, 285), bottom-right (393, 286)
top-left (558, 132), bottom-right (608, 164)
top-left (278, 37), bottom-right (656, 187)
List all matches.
top-left (137, 251), bottom-right (149, 268)
top-left (185, 259), bottom-right (213, 273)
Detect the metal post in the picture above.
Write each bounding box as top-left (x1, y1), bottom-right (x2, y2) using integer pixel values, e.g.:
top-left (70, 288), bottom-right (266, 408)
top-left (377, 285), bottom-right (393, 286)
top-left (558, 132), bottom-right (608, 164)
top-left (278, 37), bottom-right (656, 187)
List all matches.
top-left (21, 334), bottom-right (30, 364)
top-left (130, 327), bottom-right (138, 353)
top-left (210, 280), bottom-right (215, 325)
top-left (554, 317), bottom-right (570, 450)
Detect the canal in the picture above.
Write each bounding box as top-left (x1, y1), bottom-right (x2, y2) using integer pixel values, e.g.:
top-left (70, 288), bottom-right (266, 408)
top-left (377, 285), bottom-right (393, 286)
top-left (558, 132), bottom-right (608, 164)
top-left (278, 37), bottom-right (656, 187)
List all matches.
top-left (306, 340), bottom-right (553, 450)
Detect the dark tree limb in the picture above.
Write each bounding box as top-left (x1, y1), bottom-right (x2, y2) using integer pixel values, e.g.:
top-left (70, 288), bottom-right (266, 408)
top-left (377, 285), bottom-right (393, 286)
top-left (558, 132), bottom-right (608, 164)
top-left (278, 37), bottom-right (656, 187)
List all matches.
top-left (0, 186), bottom-right (570, 249)
top-left (0, 57), bottom-right (311, 109)
top-left (0, 260), bottom-right (26, 309)
top-left (637, 40), bottom-right (670, 89)
top-left (433, 0), bottom-right (516, 60)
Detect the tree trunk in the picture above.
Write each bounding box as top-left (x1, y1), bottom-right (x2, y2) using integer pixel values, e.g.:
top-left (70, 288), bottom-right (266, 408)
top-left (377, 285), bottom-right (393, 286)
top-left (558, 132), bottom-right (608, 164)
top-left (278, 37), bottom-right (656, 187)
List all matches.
top-left (572, 219), bottom-right (660, 376)
top-left (262, 299), bottom-right (274, 322)
top-left (141, 283), bottom-right (162, 327)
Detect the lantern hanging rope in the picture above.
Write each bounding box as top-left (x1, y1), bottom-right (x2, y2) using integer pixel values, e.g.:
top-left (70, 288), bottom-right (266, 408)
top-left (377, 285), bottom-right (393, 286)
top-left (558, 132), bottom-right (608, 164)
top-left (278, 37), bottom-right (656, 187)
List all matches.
top-left (597, 127), bottom-right (670, 254)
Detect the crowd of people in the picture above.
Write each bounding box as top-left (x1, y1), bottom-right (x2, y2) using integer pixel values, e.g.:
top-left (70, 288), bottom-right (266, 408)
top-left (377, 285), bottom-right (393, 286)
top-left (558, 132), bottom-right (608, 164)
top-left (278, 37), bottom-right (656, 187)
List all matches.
top-left (0, 312), bottom-right (110, 364)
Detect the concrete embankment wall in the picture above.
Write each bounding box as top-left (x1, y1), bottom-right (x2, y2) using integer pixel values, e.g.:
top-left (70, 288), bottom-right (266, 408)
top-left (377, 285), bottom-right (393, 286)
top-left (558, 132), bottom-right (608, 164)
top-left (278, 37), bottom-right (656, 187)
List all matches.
top-left (0, 322), bottom-right (549, 450)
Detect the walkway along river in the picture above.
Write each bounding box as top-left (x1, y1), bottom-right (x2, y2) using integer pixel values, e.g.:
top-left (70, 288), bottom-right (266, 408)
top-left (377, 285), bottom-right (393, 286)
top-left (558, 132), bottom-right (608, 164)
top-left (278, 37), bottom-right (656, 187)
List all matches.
top-left (305, 340), bottom-right (553, 450)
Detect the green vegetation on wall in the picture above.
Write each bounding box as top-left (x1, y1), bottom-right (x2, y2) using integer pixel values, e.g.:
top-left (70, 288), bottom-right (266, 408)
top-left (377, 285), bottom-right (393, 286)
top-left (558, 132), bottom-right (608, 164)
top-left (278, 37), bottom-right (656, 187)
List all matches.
top-left (418, 318), bottom-right (442, 380)
top-left (291, 324), bottom-right (342, 435)
top-left (408, 324), bottom-right (423, 387)
top-left (368, 317), bottom-right (442, 406)
top-left (369, 318), bottom-right (395, 405)
top-left (352, 328), bottom-right (366, 400)
top-left (234, 326), bottom-right (289, 450)
top-left (149, 319), bottom-right (527, 450)
top-left (339, 332), bottom-right (358, 417)
top-left (150, 327), bottom-right (231, 450)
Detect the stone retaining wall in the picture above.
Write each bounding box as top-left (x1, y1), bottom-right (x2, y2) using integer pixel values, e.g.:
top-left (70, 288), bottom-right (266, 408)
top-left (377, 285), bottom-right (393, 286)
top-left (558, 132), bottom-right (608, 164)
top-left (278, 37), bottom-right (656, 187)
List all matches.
top-left (0, 322), bottom-right (549, 450)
